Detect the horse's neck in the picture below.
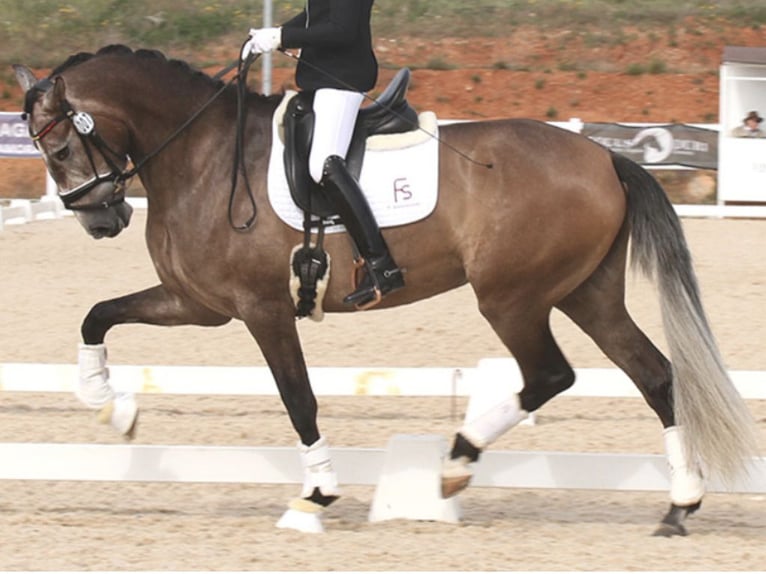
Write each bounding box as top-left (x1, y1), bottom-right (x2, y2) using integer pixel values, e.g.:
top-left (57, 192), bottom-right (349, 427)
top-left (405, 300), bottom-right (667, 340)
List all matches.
top-left (128, 87), bottom-right (277, 208)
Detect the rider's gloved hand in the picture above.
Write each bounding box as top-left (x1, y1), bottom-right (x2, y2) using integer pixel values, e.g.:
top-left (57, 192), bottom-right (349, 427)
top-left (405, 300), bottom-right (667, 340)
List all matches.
top-left (241, 27), bottom-right (282, 60)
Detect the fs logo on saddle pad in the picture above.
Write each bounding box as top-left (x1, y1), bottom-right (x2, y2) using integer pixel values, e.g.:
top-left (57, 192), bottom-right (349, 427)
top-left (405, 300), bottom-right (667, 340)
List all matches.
top-left (267, 92), bottom-right (440, 232)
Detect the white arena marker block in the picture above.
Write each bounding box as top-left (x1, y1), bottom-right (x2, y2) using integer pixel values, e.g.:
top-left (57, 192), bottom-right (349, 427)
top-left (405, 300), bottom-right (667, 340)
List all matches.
top-left (469, 358), bottom-right (536, 426)
top-left (368, 434), bottom-right (462, 523)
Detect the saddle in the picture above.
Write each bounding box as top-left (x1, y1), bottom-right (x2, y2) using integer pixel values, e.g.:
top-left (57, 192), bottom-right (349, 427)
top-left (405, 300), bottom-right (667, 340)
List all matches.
top-left (283, 68), bottom-right (419, 219)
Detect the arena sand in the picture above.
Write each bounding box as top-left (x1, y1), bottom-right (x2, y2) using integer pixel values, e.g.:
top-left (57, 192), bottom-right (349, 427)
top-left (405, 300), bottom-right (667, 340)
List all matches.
top-left (0, 212), bottom-right (764, 570)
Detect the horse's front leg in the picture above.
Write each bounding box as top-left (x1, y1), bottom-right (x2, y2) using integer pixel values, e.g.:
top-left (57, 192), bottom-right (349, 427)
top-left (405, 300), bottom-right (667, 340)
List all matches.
top-left (77, 284), bottom-right (230, 437)
top-left (243, 304), bottom-right (339, 533)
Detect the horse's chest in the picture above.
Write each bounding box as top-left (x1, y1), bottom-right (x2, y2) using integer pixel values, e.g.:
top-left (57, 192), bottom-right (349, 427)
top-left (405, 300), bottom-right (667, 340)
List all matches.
top-left (147, 227), bottom-right (225, 293)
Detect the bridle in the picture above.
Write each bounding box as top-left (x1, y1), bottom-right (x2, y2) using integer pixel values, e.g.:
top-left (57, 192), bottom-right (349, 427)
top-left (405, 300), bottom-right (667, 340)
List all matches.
top-left (25, 55), bottom-right (256, 222)
top-left (28, 86), bottom-right (130, 211)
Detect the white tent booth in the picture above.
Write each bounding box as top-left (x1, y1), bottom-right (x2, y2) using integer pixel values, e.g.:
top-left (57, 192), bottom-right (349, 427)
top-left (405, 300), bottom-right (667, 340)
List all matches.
top-left (718, 46), bottom-right (766, 204)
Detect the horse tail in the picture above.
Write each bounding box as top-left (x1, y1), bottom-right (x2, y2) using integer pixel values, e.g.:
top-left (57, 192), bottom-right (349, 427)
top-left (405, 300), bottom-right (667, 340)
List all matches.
top-left (611, 151), bottom-right (759, 484)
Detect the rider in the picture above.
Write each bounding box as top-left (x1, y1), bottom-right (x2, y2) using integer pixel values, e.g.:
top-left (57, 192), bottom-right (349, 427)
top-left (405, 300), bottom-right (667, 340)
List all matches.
top-left (241, 0), bottom-right (405, 308)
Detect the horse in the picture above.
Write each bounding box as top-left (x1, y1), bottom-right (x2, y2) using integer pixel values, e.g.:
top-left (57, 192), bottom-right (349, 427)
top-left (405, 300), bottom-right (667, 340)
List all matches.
top-left (14, 45), bottom-right (759, 536)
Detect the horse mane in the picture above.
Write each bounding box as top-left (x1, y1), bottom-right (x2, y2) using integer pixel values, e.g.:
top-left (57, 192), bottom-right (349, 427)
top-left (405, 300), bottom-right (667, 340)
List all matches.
top-left (26, 44), bottom-right (281, 114)
top-left (49, 44), bottom-right (227, 91)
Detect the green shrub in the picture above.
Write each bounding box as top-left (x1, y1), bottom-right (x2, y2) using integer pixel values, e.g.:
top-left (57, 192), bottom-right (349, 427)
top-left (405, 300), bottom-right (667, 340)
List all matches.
top-left (424, 57), bottom-right (456, 71)
top-left (648, 58), bottom-right (667, 74)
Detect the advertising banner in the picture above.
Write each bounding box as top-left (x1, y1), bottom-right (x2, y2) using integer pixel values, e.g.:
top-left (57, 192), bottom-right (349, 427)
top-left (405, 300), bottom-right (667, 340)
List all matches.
top-left (582, 123), bottom-right (717, 169)
top-left (0, 112), bottom-right (39, 158)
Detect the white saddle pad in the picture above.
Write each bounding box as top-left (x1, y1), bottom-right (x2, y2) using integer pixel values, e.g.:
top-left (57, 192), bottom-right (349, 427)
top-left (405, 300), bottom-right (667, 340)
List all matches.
top-left (267, 92), bottom-right (440, 232)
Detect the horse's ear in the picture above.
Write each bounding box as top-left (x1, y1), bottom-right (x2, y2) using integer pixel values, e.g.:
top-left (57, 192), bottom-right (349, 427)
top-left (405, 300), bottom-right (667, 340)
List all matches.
top-left (12, 64), bottom-right (38, 93)
top-left (52, 76), bottom-right (67, 104)
top-left (39, 76), bottom-right (68, 113)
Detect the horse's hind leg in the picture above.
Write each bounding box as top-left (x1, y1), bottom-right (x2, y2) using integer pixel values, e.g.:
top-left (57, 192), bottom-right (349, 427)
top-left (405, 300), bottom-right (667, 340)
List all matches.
top-left (555, 228), bottom-right (703, 536)
top-left (443, 300), bottom-right (576, 496)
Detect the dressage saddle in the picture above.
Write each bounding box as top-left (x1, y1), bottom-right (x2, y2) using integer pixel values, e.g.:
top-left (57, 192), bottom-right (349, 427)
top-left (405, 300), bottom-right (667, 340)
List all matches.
top-left (283, 68), bottom-right (419, 219)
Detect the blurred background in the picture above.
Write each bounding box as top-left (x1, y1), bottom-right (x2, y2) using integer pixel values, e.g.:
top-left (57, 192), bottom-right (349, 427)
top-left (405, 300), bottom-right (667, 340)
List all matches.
top-left (1, 0), bottom-right (764, 201)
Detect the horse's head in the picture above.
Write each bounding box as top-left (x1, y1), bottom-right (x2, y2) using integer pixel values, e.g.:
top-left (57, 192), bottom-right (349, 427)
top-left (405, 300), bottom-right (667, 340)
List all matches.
top-left (13, 64), bottom-right (133, 239)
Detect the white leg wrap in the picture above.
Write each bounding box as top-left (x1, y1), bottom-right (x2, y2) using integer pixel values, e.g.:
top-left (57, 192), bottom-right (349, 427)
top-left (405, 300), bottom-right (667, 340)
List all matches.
top-left (459, 393), bottom-right (529, 449)
top-left (76, 343), bottom-right (138, 436)
top-left (75, 343), bottom-right (115, 408)
top-left (663, 426), bottom-right (705, 505)
top-left (298, 436), bottom-right (341, 498)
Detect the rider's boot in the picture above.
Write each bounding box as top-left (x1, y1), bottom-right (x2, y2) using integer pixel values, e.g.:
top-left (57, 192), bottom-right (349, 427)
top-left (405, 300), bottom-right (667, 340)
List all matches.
top-left (320, 155), bottom-right (404, 307)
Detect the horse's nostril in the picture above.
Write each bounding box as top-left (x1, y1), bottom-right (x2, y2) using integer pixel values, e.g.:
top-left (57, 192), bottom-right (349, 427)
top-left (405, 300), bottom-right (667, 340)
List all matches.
top-left (89, 222), bottom-right (123, 239)
top-left (89, 227), bottom-right (110, 239)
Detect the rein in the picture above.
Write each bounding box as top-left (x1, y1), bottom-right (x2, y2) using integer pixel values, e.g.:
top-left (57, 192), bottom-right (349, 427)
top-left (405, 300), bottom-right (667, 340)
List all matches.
top-left (227, 53), bottom-right (259, 232)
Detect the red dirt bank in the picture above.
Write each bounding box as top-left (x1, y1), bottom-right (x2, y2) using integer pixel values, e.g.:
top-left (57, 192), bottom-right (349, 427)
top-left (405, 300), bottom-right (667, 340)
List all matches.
top-left (1, 24), bottom-right (763, 199)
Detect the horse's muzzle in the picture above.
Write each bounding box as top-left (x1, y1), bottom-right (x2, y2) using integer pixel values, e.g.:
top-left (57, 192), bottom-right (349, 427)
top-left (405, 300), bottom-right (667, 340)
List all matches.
top-left (77, 199), bottom-right (133, 239)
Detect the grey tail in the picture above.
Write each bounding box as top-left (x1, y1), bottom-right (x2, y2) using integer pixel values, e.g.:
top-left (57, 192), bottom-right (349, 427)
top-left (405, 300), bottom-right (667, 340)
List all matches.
top-left (612, 151), bottom-right (760, 485)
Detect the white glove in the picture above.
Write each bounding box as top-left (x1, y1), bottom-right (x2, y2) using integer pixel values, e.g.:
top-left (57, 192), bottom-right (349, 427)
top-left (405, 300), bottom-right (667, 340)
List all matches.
top-left (241, 27), bottom-right (282, 59)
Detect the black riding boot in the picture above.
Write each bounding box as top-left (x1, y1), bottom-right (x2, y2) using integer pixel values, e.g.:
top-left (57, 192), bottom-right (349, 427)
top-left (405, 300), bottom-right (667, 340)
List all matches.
top-left (320, 155), bottom-right (404, 307)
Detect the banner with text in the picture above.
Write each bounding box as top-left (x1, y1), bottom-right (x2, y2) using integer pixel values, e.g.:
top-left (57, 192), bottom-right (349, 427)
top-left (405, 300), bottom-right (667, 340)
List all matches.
top-left (0, 112), bottom-right (39, 158)
top-left (582, 123), bottom-right (717, 170)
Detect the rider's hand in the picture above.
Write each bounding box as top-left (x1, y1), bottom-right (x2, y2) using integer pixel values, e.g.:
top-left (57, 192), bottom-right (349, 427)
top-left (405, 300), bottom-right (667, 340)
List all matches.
top-left (241, 27), bottom-right (282, 60)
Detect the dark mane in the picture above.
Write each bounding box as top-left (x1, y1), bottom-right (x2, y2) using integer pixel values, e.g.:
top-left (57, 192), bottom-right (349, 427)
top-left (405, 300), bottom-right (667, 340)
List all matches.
top-left (49, 44), bottom-right (226, 90)
top-left (25, 44), bottom-right (281, 115)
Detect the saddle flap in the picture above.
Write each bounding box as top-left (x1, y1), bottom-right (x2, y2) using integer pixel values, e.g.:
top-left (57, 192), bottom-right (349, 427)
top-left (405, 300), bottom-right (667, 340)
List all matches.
top-left (282, 91), bottom-right (333, 217)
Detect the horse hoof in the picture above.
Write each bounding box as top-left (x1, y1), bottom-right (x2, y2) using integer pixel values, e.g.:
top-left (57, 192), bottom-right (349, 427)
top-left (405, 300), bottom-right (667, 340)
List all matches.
top-left (97, 393), bottom-right (139, 438)
top-left (652, 501), bottom-right (701, 537)
top-left (124, 409), bottom-right (139, 441)
top-left (653, 522), bottom-right (688, 537)
top-left (441, 474), bottom-right (471, 498)
top-left (441, 455), bottom-right (473, 498)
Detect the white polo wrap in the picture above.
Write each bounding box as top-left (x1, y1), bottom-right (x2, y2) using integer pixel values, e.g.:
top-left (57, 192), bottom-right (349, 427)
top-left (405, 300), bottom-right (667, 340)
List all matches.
top-left (459, 393), bottom-right (529, 449)
top-left (298, 436), bottom-right (341, 498)
top-left (663, 426), bottom-right (705, 505)
top-left (75, 343), bottom-right (115, 408)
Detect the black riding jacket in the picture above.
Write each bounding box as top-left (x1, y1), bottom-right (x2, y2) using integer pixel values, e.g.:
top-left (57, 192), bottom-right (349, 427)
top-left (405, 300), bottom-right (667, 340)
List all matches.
top-left (280, 0), bottom-right (378, 92)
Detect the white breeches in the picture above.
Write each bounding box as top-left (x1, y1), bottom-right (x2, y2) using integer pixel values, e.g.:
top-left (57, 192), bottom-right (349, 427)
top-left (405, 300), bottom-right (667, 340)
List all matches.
top-left (308, 88), bottom-right (365, 183)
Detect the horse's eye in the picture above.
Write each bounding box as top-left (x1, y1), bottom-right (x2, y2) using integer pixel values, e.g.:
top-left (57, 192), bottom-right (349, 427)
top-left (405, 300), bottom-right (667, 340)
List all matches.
top-left (54, 146), bottom-right (71, 162)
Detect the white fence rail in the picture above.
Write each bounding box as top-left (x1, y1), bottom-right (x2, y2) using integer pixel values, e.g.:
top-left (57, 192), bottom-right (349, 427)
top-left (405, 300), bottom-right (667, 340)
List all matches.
top-left (2, 361), bottom-right (765, 399)
top-left (1, 360), bottom-right (764, 494)
top-left (1, 442), bottom-right (764, 494)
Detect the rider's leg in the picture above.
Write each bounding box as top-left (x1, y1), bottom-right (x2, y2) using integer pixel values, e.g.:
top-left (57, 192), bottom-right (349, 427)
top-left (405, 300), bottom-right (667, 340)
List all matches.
top-left (309, 88), bottom-right (404, 307)
top-left (308, 88), bottom-right (363, 185)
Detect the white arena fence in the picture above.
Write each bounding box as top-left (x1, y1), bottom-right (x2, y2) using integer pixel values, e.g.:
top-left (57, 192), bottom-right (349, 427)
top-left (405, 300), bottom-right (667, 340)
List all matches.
top-left (1, 359), bottom-right (765, 497)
